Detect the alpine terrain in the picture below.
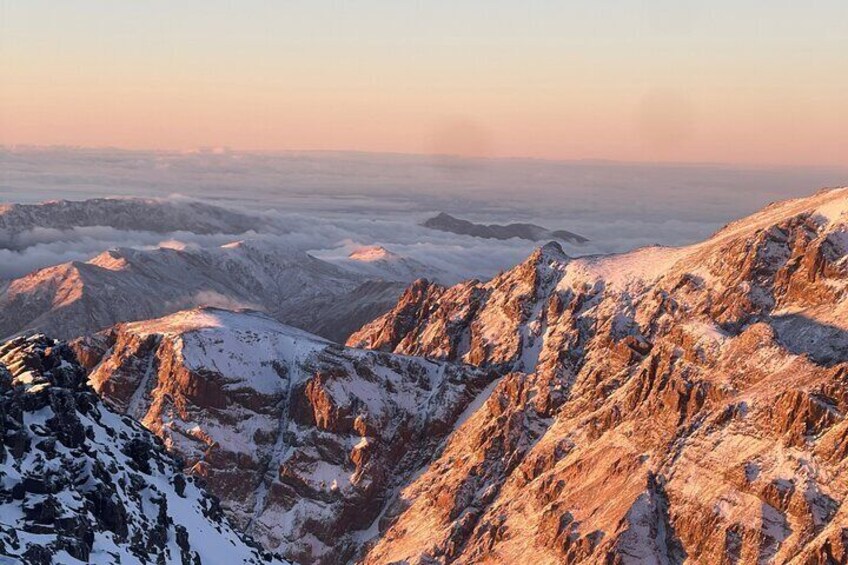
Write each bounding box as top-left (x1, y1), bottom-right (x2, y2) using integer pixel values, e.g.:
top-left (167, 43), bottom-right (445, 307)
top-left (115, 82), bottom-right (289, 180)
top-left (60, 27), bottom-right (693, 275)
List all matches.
top-left (5, 0), bottom-right (845, 562)
top-left (71, 308), bottom-right (494, 563)
top-left (0, 240), bottom-right (404, 344)
top-left (2, 187), bottom-right (848, 565)
top-left (349, 187), bottom-right (848, 564)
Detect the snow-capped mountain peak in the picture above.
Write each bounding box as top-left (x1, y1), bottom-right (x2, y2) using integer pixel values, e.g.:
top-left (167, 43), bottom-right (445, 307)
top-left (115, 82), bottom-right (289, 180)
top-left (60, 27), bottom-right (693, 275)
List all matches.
top-left (348, 245), bottom-right (400, 262)
top-left (73, 309), bottom-right (494, 563)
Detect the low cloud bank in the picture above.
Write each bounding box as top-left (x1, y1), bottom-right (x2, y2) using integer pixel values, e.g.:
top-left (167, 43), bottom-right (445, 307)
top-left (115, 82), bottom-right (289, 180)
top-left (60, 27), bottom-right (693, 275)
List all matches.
top-left (0, 227), bottom-right (252, 278)
top-left (2, 147), bottom-right (845, 282)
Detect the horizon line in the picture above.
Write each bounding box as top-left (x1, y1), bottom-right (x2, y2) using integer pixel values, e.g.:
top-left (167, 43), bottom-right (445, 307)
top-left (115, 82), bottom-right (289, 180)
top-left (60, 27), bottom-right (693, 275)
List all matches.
top-left (3, 143), bottom-right (847, 172)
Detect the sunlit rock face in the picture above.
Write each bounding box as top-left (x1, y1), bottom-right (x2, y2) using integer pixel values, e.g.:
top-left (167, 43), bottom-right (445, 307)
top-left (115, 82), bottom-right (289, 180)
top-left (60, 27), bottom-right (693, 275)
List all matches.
top-left (351, 188), bottom-right (848, 565)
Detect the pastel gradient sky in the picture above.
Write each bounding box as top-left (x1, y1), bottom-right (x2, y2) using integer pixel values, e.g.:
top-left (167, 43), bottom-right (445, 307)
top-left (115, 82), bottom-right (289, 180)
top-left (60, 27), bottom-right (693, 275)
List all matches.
top-left (2, 1), bottom-right (846, 165)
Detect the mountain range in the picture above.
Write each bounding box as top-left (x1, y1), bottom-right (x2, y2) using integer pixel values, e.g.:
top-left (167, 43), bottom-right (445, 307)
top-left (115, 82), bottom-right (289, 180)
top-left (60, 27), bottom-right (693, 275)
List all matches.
top-left (2, 187), bottom-right (847, 564)
top-left (350, 187), bottom-right (848, 564)
top-left (0, 239), bottom-right (405, 344)
top-left (0, 198), bottom-right (275, 250)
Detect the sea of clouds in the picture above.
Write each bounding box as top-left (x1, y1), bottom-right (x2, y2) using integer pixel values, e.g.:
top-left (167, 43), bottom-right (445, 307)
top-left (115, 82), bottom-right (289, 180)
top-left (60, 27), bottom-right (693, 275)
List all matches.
top-left (1, 147), bottom-right (846, 282)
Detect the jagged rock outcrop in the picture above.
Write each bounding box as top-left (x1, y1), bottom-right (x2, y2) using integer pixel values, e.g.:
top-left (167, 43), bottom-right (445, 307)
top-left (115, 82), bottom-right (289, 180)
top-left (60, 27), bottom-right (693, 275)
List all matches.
top-left (75, 308), bottom-right (494, 564)
top-left (0, 334), bottom-right (284, 564)
top-left (349, 241), bottom-right (569, 371)
top-left (351, 187), bottom-right (848, 564)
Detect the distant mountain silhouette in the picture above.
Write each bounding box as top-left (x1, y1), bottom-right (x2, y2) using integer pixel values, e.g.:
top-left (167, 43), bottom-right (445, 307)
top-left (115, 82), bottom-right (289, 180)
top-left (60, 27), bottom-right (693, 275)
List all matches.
top-left (422, 212), bottom-right (588, 243)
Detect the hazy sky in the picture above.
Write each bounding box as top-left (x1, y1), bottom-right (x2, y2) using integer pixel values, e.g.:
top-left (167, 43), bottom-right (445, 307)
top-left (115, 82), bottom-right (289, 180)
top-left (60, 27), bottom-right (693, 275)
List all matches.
top-left (2, 1), bottom-right (846, 165)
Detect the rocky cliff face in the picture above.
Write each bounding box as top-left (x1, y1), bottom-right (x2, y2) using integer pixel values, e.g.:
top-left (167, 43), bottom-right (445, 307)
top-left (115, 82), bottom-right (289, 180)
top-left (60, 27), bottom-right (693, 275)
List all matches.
top-left (74, 308), bottom-right (493, 564)
top-left (0, 334), bottom-right (284, 565)
top-left (349, 187), bottom-right (848, 564)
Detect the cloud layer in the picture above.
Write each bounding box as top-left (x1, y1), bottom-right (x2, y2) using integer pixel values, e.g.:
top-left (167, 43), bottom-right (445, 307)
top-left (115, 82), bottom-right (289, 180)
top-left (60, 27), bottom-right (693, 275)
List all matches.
top-left (2, 147), bottom-right (846, 282)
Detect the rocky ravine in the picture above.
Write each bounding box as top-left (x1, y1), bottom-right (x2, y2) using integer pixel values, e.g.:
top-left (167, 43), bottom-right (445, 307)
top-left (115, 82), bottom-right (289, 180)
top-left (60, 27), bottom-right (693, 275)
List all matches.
top-left (72, 308), bottom-right (494, 564)
top-left (347, 187), bottom-right (848, 564)
top-left (0, 334), bottom-right (284, 564)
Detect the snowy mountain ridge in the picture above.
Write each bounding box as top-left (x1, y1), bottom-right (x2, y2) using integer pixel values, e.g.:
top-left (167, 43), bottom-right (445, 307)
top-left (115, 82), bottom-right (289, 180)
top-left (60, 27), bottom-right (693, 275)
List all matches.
top-left (0, 239), bottom-right (405, 343)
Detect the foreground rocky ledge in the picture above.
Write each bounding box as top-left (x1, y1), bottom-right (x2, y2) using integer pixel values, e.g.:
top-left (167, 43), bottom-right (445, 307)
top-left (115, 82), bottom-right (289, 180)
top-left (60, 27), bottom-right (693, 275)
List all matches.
top-left (0, 334), bottom-right (284, 565)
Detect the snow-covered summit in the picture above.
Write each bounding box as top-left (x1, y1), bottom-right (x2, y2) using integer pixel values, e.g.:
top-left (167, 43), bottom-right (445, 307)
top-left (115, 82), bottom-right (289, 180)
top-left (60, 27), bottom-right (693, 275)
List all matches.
top-left (122, 306), bottom-right (329, 341)
top-left (327, 244), bottom-right (446, 283)
top-left (348, 245), bottom-right (399, 262)
top-left (111, 307), bottom-right (332, 397)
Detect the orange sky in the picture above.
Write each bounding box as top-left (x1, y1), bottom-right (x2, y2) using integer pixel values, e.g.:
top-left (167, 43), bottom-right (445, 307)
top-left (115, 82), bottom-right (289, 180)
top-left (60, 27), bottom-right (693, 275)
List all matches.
top-left (2, 1), bottom-right (847, 166)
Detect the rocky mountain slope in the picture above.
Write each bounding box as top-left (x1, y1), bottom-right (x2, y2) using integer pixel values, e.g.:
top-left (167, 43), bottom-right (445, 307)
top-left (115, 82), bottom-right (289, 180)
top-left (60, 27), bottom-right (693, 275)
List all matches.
top-left (348, 187), bottom-right (848, 564)
top-left (0, 240), bottom-right (404, 343)
top-left (0, 334), bottom-right (284, 564)
top-left (422, 212), bottom-right (588, 244)
top-left (72, 308), bottom-right (494, 564)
